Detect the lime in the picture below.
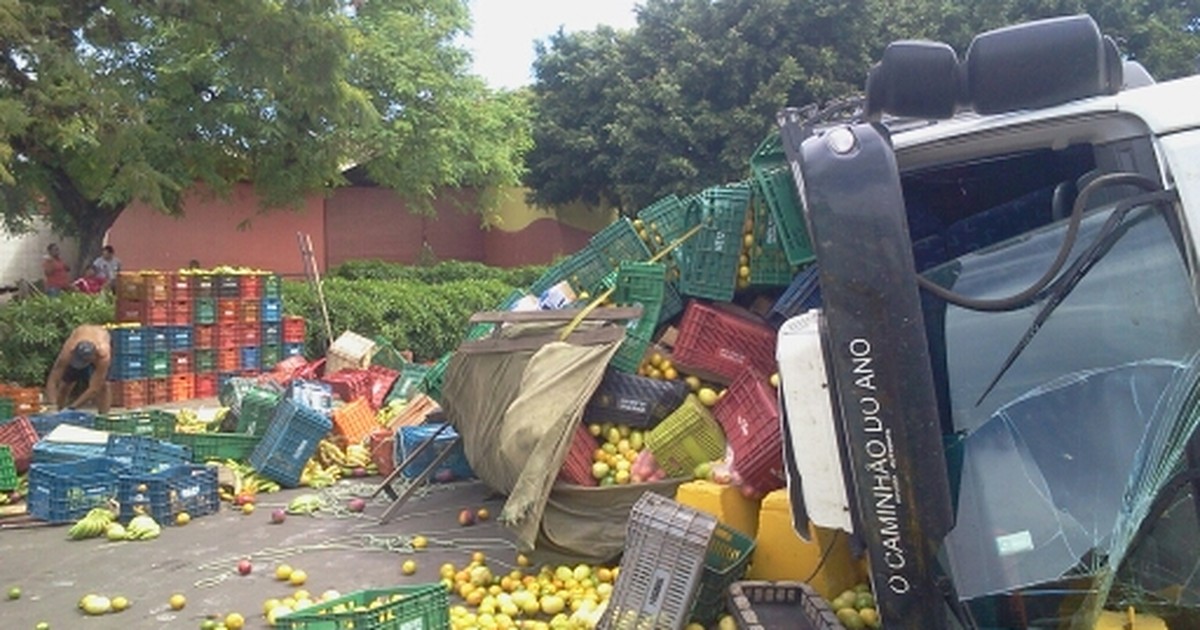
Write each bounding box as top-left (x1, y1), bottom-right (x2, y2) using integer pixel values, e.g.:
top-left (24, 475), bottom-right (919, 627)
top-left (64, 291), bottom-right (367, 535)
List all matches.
top-left (7, 586), bottom-right (20, 600)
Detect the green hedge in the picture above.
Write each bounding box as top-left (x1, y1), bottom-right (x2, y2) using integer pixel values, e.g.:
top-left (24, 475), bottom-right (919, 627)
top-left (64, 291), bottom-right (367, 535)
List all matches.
top-left (331, 259), bottom-right (545, 288)
top-left (0, 293), bottom-right (116, 386)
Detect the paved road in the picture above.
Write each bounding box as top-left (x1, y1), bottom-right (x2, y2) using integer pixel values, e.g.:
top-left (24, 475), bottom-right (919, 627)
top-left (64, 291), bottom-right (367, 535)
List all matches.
top-left (0, 479), bottom-right (512, 629)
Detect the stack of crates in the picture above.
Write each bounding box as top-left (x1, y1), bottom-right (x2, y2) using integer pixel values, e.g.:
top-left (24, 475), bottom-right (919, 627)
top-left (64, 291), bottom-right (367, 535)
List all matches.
top-left (282, 315), bottom-right (306, 358)
top-left (108, 269), bottom-right (287, 407)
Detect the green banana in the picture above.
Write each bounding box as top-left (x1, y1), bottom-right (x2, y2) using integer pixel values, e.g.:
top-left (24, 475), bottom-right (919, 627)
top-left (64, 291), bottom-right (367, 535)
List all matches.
top-left (286, 494), bottom-right (323, 515)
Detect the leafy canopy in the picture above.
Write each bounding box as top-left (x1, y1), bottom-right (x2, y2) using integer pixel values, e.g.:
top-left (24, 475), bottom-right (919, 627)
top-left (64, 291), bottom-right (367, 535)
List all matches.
top-left (525, 0), bottom-right (1199, 213)
top-left (0, 0), bottom-right (532, 269)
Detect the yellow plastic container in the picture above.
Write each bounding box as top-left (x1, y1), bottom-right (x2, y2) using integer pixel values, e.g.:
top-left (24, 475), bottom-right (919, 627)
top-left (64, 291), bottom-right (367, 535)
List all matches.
top-left (674, 480), bottom-right (760, 538)
top-left (1093, 609), bottom-right (1167, 629)
top-left (747, 489), bottom-right (863, 600)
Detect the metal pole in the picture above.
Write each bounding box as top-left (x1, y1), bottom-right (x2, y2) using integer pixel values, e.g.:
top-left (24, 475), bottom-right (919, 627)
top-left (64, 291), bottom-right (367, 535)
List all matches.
top-left (296, 232), bottom-right (334, 352)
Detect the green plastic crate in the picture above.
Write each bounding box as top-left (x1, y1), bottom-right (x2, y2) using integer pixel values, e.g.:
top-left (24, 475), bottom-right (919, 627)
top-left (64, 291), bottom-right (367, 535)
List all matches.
top-left (263, 274), bottom-right (282, 299)
top-left (193, 297), bottom-right (216, 325)
top-left (0, 397), bottom-right (12, 421)
top-left (386, 363), bottom-right (431, 405)
top-left (750, 132), bottom-right (816, 267)
top-left (636, 194), bottom-right (692, 261)
top-left (530, 247), bottom-right (610, 298)
top-left (169, 432), bottom-right (261, 463)
top-left (419, 352), bottom-right (453, 403)
top-left (236, 387), bottom-right (282, 435)
top-left (679, 184), bottom-right (752, 302)
top-left (691, 523), bottom-right (757, 625)
top-left (608, 263), bottom-right (670, 373)
top-left (148, 350), bottom-right (170, 378)
top-left (749, 189), bottom-right (797, 287)
top-left (194, 348), bottom-right (215, 373)
top-left (465, 288), bottom-right (528, 340)
top-left (261, 344), bottom-right (281, 370)
top-left (590, 217), bottom-right (653, 270)
top-left (0, 445), bottom-right (16, 491)
top-left (278, 584), bottom-right (449, 630)
top-left (95, 410), bottom-right (176, 439)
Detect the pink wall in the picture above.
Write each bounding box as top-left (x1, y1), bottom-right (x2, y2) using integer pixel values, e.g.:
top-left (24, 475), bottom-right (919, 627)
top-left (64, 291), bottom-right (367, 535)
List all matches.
top-left (323, 187), bottom-right (486, 267)
top-left (112, 183), bottom-right (326, 277)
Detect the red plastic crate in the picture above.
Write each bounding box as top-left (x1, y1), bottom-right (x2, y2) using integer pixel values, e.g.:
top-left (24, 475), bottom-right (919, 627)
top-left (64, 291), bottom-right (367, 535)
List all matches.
top-left (323, 369), bottom-right (373, 403)
top-left (712, 369), bottom-right (785, 495)
top-left (332, 398), bottom-right (380, 444)
top-left (111, 379), bottom-right (148, 409)
top-left (0, 415), bottom-right (38, 472)
top-left (558, 423), bottom-right (599, 486)
top-left (216, 323), bottom-right (241, 349)
top-left (167, 272), bottom-right (191, 300)
top-left (170, 374), bottom-right (195, 402)
top-left (115, 298), bottom-right (142, 324)
top-left (194, 374), bottom-right (217, 398)
top-left (282, 316), bottom-right (306, 343)
top-left (140, 274), bottom-right (169, 301)
top-left (194, 324), bottom-right (216, 349)
top-left (239, 325), bottom-right (260, 346)
top-left (217, 299), bottom-right (240, 323)
top-left (672, 300), bottom-right (778, 384)
top-left (168, 299), bottom-right (191, 325)
top-left (170, 350), bottom-right (192, 375)
top-left (240, 274), bottom-right (263, 299)
top-left (116, 272), bottom-right (143, 301)
top-left (368, 428), bottom-right (396, 477)
top-left (148, 377), bottom-right (171, 405)
top-left (217, 348), bottom-right (240, 372)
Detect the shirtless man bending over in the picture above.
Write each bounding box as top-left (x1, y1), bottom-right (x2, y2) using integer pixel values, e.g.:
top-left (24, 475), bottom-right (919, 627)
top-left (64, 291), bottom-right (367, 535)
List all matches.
top-left (45, 325), bottom-right (112, 414)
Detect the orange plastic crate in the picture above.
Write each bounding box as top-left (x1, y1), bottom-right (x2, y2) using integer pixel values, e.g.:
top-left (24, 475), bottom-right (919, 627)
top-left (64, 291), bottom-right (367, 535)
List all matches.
top-left (0, 385), bottom-right (40, 407)
top-left (216, 348), bottom-right (240, 372)
top-left (170, 374), bottom-right (195, 402)
top-left (368, 428), bottom-right (396, 477)
top-left (240, 274), bottom-right (263, 299)
top-left (140, 273), bottom-right (169, 301)
top-left (168, 300), bottom-right (191, 325)
top-left (168, 272), bottom-right (191, 300)
top-left (239, 326), bottom-right (260, 346)
top-left (111, 380), bottom-right (148, 409)
top-left (194, 324), bottom-right (216, 350)
top-left (217, 299), bottom-right (239, 323)
top-left (148, 377), bottom-right (171, 404)
top-left (332, 398), bottom-right (381, 444)
top-left (144, 302), bottom-right (169, 326)
top-left (241, 301), bottom-right (260, 325)
top-left (282, 316), bottom-right (306, 343)
top-left (216, 323), bottom-right (241, 349)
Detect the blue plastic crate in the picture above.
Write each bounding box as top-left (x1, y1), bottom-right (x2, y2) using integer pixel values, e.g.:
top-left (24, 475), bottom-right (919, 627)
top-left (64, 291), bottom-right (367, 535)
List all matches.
top-left (28, 410), bottom-right (96, 438)
top-left (240, 346), bottom-right (261, 371)
top-left (33, 439), bottom-right (106, 465)
top-left (262, 322), bottom-right (282, 346)
top-left (105, 434), bottom-right (191, 473)
top-left (767, 264), bottom-right (822, 328)
top-left (249, 399), bottom-right (333, 488)
top-left (27, 457), bottom-right (127, 524)
top-left (111, 327), bottom-right (147, 356)
top-left (109, 354), bottom-right (147, 381)
top-left (397, 423), bottom-right (474, 482)
top-left (117, 463), bottom-right (219, 524)
top-left (261, 298), bottom-right (283, 323)
top-left (148, 326), bottom-right (171, 353)
top-left (168, 326), bottom-right (193, 350)
top-left (288, 380), bottom-right (332, 416)
top-left (283, 342), bottom-right (305, 358)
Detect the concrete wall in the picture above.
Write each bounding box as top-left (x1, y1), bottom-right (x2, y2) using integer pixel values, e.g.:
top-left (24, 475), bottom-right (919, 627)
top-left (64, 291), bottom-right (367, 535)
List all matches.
top-left (323, 187), bottom-right (487, 267)
top-left (0, 218), bottom-right (78, 289)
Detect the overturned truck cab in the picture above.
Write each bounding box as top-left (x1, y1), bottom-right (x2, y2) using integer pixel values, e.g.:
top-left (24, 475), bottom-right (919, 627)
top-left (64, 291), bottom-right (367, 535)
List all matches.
top-left (777, 15), bottom-right (1200, 630)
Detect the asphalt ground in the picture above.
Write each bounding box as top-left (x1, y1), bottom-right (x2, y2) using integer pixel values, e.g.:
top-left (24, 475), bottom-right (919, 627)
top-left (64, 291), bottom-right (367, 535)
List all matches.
top-left (0, 477), bottom-right (516, 629)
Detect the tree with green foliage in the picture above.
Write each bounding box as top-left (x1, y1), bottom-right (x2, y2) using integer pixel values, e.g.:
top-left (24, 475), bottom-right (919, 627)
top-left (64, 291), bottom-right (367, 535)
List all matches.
top-left (525, 0), bottom-right (1199, 213)
top-left (0, 0), bottom-right (532, 273)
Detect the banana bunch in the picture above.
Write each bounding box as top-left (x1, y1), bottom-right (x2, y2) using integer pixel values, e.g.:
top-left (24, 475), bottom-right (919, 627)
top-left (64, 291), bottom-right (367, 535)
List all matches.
top-left (220, 459), bottom-right (281, 498)
top-left (345, 444), bottom-right (371, 469)
top-left (68, 507), bottom-right (117, 540)
top-left (286, 493), bottom-right (324, 515)
top-left (173, 409), bottom-right (211, 434)
top-left (300, 457), bottom-right (341, 489)
top-left (376, 399), bottom-right (407, 425)
top-left (317, 439), bottom-right (347, 468)
top-left (125, 514), bottom-right (162, 540)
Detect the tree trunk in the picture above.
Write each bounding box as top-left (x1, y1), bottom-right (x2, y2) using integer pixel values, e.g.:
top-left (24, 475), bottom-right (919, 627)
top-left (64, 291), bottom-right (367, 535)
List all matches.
top-left (72, 205), bottom-right (123, 277)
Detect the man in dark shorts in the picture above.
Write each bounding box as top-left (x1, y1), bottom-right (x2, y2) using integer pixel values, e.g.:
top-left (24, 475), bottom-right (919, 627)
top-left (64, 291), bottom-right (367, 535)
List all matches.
top-left (45, 325), bottom-right (112, 413)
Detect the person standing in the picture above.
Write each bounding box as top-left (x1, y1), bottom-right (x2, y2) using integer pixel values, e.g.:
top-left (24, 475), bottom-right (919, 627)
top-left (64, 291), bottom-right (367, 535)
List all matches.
top-left (92, 245), bottom-right (122, 289)
top-left (45, 324), bottom-right (112, 413)
top-left (42, 243), bottom-right (71, 296)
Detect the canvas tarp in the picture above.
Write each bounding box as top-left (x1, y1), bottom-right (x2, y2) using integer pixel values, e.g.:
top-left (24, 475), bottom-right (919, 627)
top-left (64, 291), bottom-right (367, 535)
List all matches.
top-left (441, 313), bottom-right (684, 561)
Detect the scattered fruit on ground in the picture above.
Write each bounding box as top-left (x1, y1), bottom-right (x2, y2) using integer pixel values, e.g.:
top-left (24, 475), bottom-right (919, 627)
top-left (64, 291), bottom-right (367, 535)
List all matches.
top-left (237, 559), bottom-right (253, 576)
top-left (270, 508), bottom-right (287, 524)
top-left (241, 503), bottom-right (255, 515)
top-left (35, 623), bottom-right (49, 630)
top-left (458, 509), bottom-right (475, 526)
top-left (275, 564), bottom-right (293, 581)
top-left (82, 595), bottom-right (111, 615)
top-left (411, 535), bottom-right (428, 549)
top-left (516, 554), bottom-right (530, 567)
top-left (7, 586), bottom-right (19, 600)
top-left (346, 497), bottom-right (366, 513)
top-left (224, 612), bottom-right (245, 629)
top-left (200, 620), bottom-right (218, 630)
top-left (476, 507), bottom-right (490, 521)
top-left (402, 560), bottom-right (417, 575)
top-left (288, 569), bottom-right (307, 586)
top-left (110, 596), bottom-right (129, 612)
top-left (168, 594), bottom-right (186, 611)
top-left (175, 512), bottom-right (191, 526)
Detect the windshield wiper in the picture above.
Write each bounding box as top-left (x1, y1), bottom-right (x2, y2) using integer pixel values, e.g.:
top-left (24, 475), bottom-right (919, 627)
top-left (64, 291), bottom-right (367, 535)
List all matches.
top-left (976, 190), bottom-right (1180, 406)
